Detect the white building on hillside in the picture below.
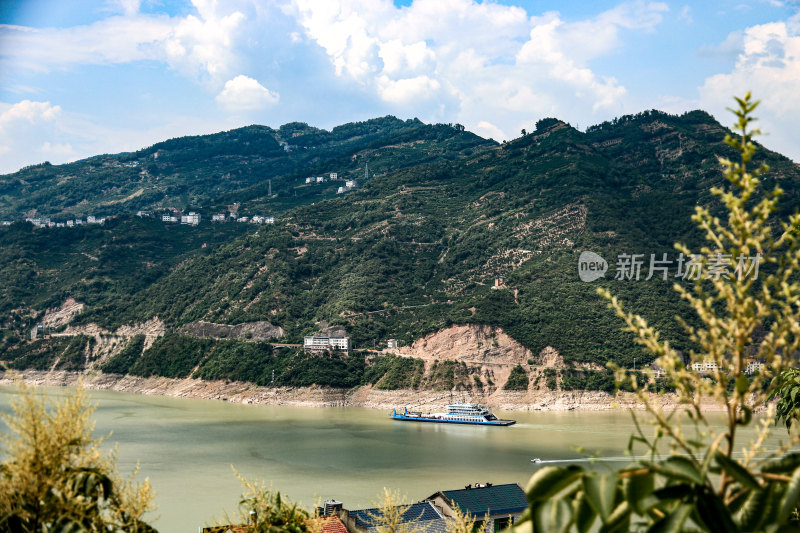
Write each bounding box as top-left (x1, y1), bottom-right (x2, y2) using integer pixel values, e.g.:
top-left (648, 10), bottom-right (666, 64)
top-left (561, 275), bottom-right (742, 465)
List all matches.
top-left (304, 335), bottom-right (351, 353)
top-left (181, 212), bottom-right (200, 225)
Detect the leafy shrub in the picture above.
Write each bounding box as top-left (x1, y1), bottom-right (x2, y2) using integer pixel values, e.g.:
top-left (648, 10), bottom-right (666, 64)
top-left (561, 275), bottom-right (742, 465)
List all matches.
top-left (503, 364), bottom-right (528, 391)
top-left (101, 334), bottom-right (146, 374)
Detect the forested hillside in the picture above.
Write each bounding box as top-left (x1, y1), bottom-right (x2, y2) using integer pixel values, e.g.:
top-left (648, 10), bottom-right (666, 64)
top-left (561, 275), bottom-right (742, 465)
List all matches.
top-left (2, 109), bottom-right (798, 391)
top-left (0, 117), bottom-right (491, 220)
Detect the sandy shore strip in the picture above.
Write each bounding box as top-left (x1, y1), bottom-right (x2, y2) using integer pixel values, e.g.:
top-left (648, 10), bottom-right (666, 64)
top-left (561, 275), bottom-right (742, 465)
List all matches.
top-left (0, 370), bottom-right (733, 413)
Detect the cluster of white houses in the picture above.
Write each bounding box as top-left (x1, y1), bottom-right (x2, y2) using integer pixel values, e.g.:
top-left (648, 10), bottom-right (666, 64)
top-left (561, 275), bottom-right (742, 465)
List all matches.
top-left (303, 171), bottom-right (359, 194)
top-left (24, 215), bottom-right (106, 228)
top-left (305, 172), bottom-right (339, 183)
top-left (155, 211), bottom-right (276, 226)
top-left (688, 359), bottom-right (765, 375)
top-left (161, 211), bottom-right (201, 225)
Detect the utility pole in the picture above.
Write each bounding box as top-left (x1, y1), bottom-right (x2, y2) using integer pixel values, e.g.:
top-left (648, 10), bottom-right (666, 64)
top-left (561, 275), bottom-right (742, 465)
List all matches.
top-left (268, 179), bottom-right (272, 196)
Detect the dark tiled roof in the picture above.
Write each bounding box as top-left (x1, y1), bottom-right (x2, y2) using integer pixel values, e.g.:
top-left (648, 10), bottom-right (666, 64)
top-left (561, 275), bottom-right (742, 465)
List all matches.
top-left (440, 483), bottom-right (528, 516)
top-left (351, 501), bottom-right (441, 528)
top-left (321, 515), bottom-right (349, 533)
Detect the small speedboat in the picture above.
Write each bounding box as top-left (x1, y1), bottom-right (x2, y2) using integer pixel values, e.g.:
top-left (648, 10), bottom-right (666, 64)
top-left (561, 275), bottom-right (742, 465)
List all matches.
top-left (531, 458), bottom-right (542, 463)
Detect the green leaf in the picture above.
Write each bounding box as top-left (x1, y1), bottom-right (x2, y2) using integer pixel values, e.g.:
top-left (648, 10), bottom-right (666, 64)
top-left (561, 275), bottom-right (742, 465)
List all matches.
top-left (736, 485), bottom-right (772, 532)
top-left (584, 474), bottom-right (618, 522)
top-left (510, 518), bottom-right (533, 533)
top-left (715, 452), bottom-right (760, 490)
top-left (762, 453), bottom-right (800, 474)
top-left (695, 486), bottom-right (738, 533)
top-left (533, 498), bottom-right (573, 533)
top-left (778, 466), bottom-right (800, 524)
top-left (651, 484), bottom-right (693, 502)
top-left (736, 375), bottom-right (749, 395)
top-left (573, 492), bottom-right (597, 533)
top-left (625, 471), bottom-right (654, 513)
top-left (646, 457), bottom-right (705, 485)
top-left (526, 465), bottom-right (584, 502)
top-left (647, 503), bottom-right (693, 533)
top-left (599, 501), bottom-right (631, 533)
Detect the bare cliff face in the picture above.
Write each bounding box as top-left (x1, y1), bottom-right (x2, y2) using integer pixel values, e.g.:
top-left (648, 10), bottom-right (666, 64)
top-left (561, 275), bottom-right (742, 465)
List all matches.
top-left (395, 324), bottom-right (532, 365)
top-left (178, 320), bottom-right (285, 341)
top-left (389, 324), bottom-right (574, 391)
top-left (40, 298), bottom-right (84, 328)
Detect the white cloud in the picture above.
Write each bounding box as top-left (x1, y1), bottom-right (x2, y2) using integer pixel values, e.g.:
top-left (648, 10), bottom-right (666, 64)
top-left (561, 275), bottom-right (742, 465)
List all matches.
top-left (107, 0), bottom-right (141, 17)
top-left (0, 100), bottom-right (61, 125)
top-left (698, 15), bottom-right (800, 161)
top-left (376, 74), bottom-right (439, 104)
top-left (216, 75), bottom-right (280, 111)
top-left (288, 0), bottom-right (667, 137)
top-left (679, 5), bottom-right (693, 24)
top-left (0, 16), bottom-right (172, 71)
top-left (164, 2), bottom-right (246, 83)
top-left (39, 141), bottom-right (75, 156)
top-left (0, 98), bottom-right (250, 174)
top-left (0, 100), bottom-right (71, 172)
top-left (0, 0), bottom-right (245, 84)
top-left (698, 30), bottom-right (744, 59)
top-left (474, 120), bottom-right (507, 142)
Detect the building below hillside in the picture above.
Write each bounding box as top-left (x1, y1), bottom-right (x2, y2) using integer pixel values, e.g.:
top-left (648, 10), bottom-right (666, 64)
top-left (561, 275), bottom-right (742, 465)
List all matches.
top-left (304, 335), bottom-right (351, 353)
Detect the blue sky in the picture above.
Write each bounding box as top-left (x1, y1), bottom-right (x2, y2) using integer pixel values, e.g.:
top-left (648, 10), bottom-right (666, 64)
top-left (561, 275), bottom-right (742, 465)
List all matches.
top-left (1, 0), bottom-right (799, 174)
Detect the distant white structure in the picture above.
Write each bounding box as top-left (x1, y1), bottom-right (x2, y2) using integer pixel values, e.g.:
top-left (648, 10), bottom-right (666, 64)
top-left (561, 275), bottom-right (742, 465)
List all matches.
top-left (26, 217), bottom-right (51, 228)
top-left (304, 335), bottom-right (351, 353)
top-left (251, 215), bottom-right (265, 224)
top-left (691, 359), bottom-right (719, 373)
top-left (316, 176), bottom-right (325, 183)
top-left (345, 180), bottom-right (357, 188)
top-left (212, 213), bottom-right (226, 222)
top-left (330, 172), bottom-right (338, 180)
top-left (305, 177), bottom-right (314, 184)
top-left (337, 186), bottom-right (346, 194)
top-left (237, 216), bottom-right (249, 223)
top-left (66, 220), bottom-right (74, 227)
top-left (265, 216), bottom-right (275, 224)
top-left (181, 212), bottom-right (200, 226)
top-left (387, 339), bottom-right (399, 349)
top-left (745, 360), bottom-right (765, 375)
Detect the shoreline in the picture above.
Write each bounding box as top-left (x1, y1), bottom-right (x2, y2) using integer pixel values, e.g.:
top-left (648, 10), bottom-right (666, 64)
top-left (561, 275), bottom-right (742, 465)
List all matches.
top-left (0, 370), bottom-right (726, 412)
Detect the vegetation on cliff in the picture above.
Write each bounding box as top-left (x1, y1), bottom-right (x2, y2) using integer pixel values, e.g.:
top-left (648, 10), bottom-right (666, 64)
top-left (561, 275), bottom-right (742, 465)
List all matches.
top-left (2, 106), bottom-right (800, 390)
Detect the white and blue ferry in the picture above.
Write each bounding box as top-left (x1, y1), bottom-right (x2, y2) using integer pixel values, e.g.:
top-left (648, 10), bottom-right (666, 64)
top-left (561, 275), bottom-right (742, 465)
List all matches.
top-left (390, 402), bottom-right (516, 426)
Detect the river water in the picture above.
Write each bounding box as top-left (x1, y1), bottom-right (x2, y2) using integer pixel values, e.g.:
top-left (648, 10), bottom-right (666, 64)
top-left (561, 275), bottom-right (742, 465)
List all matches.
top-left (0, 386), bottom-right (790, 532)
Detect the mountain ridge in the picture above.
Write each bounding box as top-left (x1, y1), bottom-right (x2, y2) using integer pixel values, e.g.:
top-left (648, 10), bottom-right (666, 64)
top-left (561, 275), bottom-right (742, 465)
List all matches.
top-left (2, 107), bottom-right (798, 393)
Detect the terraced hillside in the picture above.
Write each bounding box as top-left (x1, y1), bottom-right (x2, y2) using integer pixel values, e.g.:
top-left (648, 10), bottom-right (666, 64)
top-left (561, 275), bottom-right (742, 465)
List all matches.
top-left (2, 109), bottom-right (798, 391)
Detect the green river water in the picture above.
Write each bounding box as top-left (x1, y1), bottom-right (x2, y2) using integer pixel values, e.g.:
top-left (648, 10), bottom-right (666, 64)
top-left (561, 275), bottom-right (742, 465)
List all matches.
top-left (0, 386), bottom-right (791, 532)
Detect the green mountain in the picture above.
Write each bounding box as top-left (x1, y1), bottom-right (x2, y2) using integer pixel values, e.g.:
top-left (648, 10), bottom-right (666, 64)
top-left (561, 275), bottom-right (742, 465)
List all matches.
top-left (0, 117), bottom-right (491, 220)
top-left (2, 109), bottom-right (798, 392)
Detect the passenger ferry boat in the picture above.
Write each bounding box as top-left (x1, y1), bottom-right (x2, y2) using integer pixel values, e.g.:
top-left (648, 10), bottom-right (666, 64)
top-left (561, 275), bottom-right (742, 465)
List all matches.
top-left (390, 402), bottom-right (516, 426)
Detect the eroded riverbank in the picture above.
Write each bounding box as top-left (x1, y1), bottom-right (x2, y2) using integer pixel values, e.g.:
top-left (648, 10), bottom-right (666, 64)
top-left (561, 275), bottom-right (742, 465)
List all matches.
top-left (0, 370), bottom-right (726, 412)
